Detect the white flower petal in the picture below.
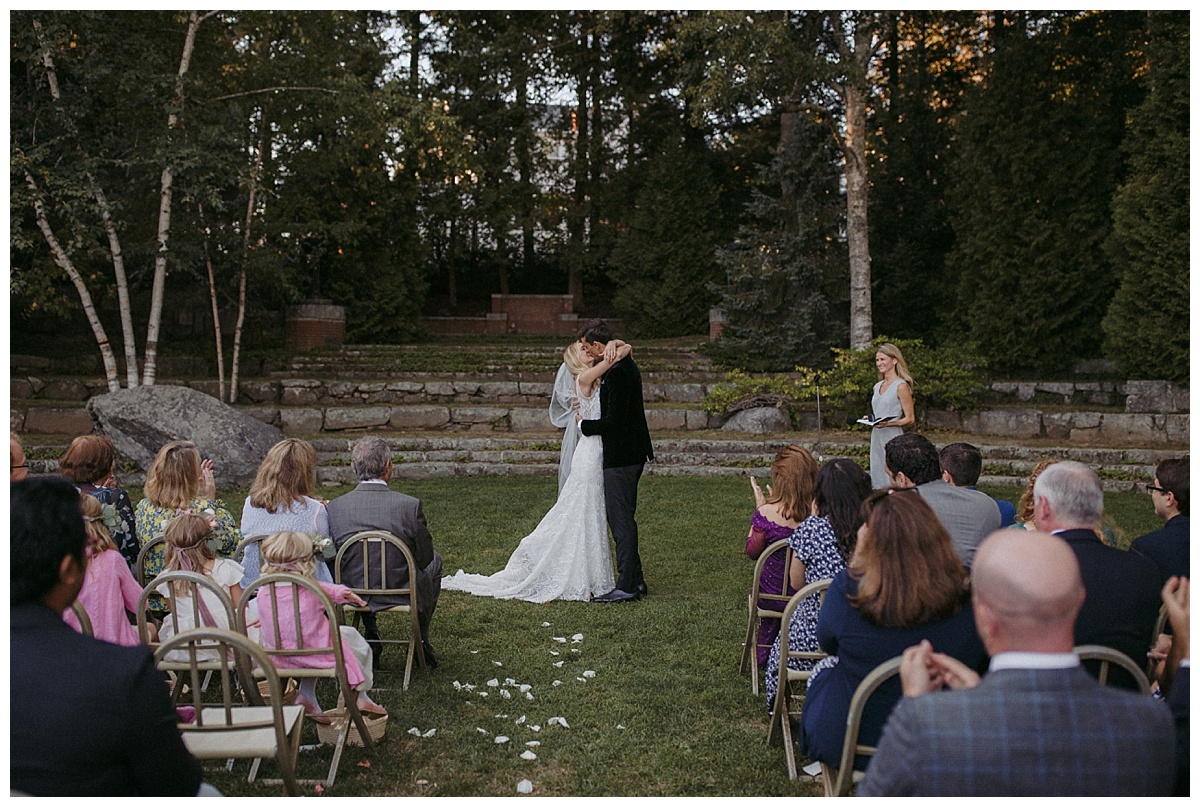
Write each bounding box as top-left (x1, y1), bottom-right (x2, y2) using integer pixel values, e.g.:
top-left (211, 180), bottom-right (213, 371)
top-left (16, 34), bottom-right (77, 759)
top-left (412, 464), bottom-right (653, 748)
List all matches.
top-left (495, 735), bottom-right (510, 744)
top-left (616, 724), bottom-right (626, 730)
top-left (553, 637), bottom-right (567, 643)
top-left (517, 779), bottom-right (533, 794)
top-left (526, 740), bottom-right (541, 747)
top-left (471, 650), bottom-right (480, 654)
top-left (576, 677), bottom-right (587, 683)
top-left (423, 728), bottom-right (437, 737)
top-left (501, 689), bottom-right (512, 699)
top-left (552, 661), bottom-right (564, 668)
top-left (480, 691), bottom-right (489, 697)
top-left (582, 670), bottom-right (596, 678)
top-left (452, 680), bottom-right (463, 690)
top-left (526, 692), bottom-right (535, 700)
top-left (504, 677), bottom-right (517, 686)
top-left (494, 661), bottom-right (504, 666)
top-left (541, 622), bottom-right (551, 627)
top-left (515, 715), bottom-right (526, 724)
top-left (552, 680), bottom-right (563, 687)
top-left (520, 750), bottom-right (537, 760)
top-left (519, 684), bottom-right (532, 692)
top-left (477, 727), bottom-right (489, 735)
top-left (487, 678), bottom-right (500, 688)
top-left (571, 648), bottom-right (581, 654)
top-left (529, 725), bottom-right (541, 732)
top-left (549, 650), bottom-right (560, 656)
top-left (572, 633), bottom-right (584, 642)
top-left (408, 727), bottom-right (422, 736)
top-left (495, 714), bottom-right (508, 718)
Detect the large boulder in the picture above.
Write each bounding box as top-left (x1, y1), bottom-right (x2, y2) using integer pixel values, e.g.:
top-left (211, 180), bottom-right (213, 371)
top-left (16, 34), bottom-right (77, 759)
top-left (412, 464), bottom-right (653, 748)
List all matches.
top-left (87, 385), bottom-right (284, 485)
top-left (721, 406), bottom-right (792, 434)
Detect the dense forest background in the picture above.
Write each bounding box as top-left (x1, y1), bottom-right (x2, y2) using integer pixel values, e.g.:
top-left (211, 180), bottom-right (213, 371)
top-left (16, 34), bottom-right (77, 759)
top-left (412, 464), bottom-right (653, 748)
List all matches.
top-left (10, 11), bottom-right (1189, 383)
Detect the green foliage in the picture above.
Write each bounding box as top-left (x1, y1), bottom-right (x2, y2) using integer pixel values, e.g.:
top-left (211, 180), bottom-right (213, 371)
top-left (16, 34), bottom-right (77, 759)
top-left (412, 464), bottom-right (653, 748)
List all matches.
top-left (609, 139), bottom-right (723, 337)
top-left (1101, 11), bottom-right (1190, 384)
top-left (703, 336), bottom-right (990, 419)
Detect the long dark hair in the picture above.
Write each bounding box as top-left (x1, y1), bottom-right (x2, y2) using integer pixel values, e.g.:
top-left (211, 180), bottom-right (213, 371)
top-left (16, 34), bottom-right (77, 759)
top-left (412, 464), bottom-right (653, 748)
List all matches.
top-left (816, 458), bottom-right (872, 562)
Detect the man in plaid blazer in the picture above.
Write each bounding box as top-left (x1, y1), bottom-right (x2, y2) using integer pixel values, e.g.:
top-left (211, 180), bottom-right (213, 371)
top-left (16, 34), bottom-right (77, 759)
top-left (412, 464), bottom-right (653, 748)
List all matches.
top-left (858, 529), bottom-right (1174, 796)
top-left (327, 436), bottom-right (442, 666)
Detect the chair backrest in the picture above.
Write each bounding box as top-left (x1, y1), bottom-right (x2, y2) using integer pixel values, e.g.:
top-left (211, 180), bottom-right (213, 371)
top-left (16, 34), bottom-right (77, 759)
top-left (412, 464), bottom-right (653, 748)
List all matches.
top-left (828, 655), bottom-right (905, 796)
top-left (334, 530), bottom-right (419, 606)
top-left (1075, 644), bottom-right (1153, 694)
top-left (239, 573), bottom-right (353, 686)
top-left (68, 600), bottom-right (94, 637)
top-left (778, 578), bottom-right (833, 669)
top-left (751, 538), bottom-right (799, 616)
top-left (137, 571), bottom-right (237, 653)
top-left (154, 628), bottom-right (295, 760)
top-left (136, 535), bottom-right (166, 587)
top-left (235, 534), bottom-right (270, 564)
top-left (1147, 603), bottom-right (1170, 678)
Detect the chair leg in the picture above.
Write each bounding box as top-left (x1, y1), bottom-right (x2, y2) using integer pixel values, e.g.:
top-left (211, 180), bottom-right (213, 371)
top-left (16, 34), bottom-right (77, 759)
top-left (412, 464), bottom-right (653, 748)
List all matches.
top-left (740, 596), bottom-right (757, 676)
top-left (780, 689), bottom-right (798, 780)
top-left (820, 763), bottom-right (837, 797)
top-left (766, 674), bottom-right (788, 746)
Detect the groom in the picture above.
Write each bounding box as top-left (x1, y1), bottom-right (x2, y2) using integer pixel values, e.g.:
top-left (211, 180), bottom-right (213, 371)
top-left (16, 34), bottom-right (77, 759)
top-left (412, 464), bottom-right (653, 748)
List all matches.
top-left (578, 319), bottom-right (654, 602)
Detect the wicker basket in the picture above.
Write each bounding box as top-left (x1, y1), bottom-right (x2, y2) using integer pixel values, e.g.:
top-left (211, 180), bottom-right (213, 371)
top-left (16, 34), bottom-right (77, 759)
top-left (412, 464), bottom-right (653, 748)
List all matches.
top-left (255, 677), bottom-right (298, 706)
top-left (315, 708), bottom-right (388, 747)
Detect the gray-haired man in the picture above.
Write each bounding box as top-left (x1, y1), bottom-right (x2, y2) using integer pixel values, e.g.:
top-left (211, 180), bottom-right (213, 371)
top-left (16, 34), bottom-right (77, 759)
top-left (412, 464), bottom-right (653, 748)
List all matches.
top-left (327, 436), bottom-right (443, 667)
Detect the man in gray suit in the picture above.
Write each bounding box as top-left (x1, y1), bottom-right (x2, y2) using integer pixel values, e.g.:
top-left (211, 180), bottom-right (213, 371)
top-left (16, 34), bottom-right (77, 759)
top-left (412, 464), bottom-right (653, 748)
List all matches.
top-left (859, 529), bottom-right (1174, 796)
top-left (885, 433), bottom-right (999, 568)
top-left (327, 436), bottom-right (443, 667)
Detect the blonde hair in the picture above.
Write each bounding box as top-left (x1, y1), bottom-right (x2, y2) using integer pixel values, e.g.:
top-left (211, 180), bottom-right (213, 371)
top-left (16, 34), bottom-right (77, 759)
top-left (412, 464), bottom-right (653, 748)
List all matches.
top-left (79, 493), bottom-right (118, 554)
top-left (249, 439), bottom-right (317, 514)
top-left (876, 342), bottom-right (914, 388)
top-left (261, 531), bottom-right (317, 578)
top-left (144, 441), bottom-right (202, 509)
top-left (1017, 459), bottom-right (1058, 525)
top-left (163, 512), bottom-right (216, 593)
top-left (563, 342), bottom-right (591, 377)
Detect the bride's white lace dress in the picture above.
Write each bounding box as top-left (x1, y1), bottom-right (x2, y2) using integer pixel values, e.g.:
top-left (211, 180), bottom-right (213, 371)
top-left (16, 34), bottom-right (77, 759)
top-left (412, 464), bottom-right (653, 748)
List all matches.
top-left (442, 381), bottom-right (614, 602)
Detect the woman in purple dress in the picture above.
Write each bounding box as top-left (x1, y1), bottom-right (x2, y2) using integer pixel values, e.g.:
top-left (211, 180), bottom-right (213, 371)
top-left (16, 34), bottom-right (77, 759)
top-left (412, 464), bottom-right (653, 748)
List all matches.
top-left (765, 458), bottom-right (871, 707)
top-left (745, 445), bottom-right (818, 668)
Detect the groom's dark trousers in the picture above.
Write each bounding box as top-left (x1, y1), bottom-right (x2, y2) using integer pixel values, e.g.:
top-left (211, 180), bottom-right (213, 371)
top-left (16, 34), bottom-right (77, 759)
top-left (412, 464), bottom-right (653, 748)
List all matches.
top-left (605, 464), bottom-right (645, 593)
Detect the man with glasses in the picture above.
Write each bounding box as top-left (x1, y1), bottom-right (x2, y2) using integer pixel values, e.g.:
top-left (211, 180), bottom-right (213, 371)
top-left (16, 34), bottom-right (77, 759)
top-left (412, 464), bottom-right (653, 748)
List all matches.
top-left (1133, 457), bottom-right (1190, 585)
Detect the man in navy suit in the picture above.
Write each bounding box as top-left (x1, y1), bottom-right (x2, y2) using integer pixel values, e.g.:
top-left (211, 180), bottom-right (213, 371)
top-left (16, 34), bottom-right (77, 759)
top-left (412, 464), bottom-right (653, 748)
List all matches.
top-left (1132, 457), bottom-right (1189, 585)
top-left (11, 476), bottom-right (206, 796)
top-left (1033, 461), bottom-right (1162, 689)
top-left (578, 319), bottom-right (654, 603)
top-left (859, 529), bottom-right (1174, 796)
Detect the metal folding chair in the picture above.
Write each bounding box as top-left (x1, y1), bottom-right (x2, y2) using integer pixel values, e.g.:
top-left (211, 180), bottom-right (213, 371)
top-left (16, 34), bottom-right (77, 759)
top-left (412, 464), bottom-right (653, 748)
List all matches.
top-left (820, 655), bottom-right (904, 796)
top-left (739, 538), bottom-right (799, 694)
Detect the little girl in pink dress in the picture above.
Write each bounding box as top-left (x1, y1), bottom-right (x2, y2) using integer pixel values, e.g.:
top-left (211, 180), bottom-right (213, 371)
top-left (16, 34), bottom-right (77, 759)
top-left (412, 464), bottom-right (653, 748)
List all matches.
top-left (256, 530), bottom-right (387, 721)
top-left (64, 493), bottom-right (145, 645)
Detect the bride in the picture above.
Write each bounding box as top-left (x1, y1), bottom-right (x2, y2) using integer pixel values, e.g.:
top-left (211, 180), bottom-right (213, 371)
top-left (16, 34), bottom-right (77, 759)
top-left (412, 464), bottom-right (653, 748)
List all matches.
top-left (441, 340), bottom-right (631, 602)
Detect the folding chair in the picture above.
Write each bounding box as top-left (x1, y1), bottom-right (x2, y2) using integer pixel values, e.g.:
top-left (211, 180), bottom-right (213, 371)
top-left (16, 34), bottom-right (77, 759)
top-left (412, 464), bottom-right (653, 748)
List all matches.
top-left (820, 655), bottom-right (904, 796)
top-left (766, 578), bottom-right (833, 779)
top-left (137, 571), bottom-right (237, 704)
top-left (739, 538), bottom-right (798, 695)
top-left (155, 627), bottom-right (304, 797)
top-left (136, 535), bottom-right (166, 587)
top-left (334, 530), bottom-right (428, 690)
top-left (235, 534), bottom-right (270, 565)
top-left (68, 599), bottom-right (94, 636)
top-left (239, 573), bottom-right (376, 789)
top-left (1075, 644), bottom-right (1152, 694)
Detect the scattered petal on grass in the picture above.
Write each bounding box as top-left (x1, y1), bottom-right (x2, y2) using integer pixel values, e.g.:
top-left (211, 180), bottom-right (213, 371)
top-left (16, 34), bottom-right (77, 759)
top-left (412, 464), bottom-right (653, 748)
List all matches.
top-left (571, 648), bottom-right (581, 654)
top-left (315, 784), bottom-right (324, 794)
top-left (501, 689), bottom-right (512, 699)
top-left (517, 779), bottom-right (533, 794)
top-left (494, 661), bottom-right (504, 667)
top-left (452, 680), bottom-right (463, 690)
top-left (423, 728), bottom-right (437, 738)
top-left (529, 725), bottom-right (541, 732)
top-left (477, 727), bottom-right (489, 734)
top-left (616, 724), bottom-right (626, 730)
top-left (553, 636), bottom-right (567, 643)
top-left (519, 684), bottom-right (532, 692)
top-left (549, 650), bottom-right (560, 656)
top-left (504, 677), bottom-right (517, 686)
top-left (576, 677), bottom-right (587, 683)
top-left (515, 715), bottom-right (526, 725)
top-left (571, 633), bottom-right (584, 643)
top-left (552, 680), bottom-right (563, 687)
top-left (526, 740), bottom-right (541, 747)
top-left (547, 716), bottom-right (570, 729)
top-left (582, 670), bottom-right (596, 678)
top-left (552, 661), bottom-right (564, 668)
top-left (495, 714), bottom-right (509, 719)
top-left (358, 759), bottom-right (372, 768)
top-left (480, 692), bottom-right (489, 698)
top-left (471, 650), bottom-right (480, 654)
top-left (463, 683), bottom-right (477, 691)
top-left (526, 692), bottom-right (535, 700)
top-left (495, 735), bottom-right (510, 744)
top-left (487, 678), bottom-right (500, 688)
top-left (416, 779), bottom-right (430, 785)
top-left (520, 750), bottom-right (537, 760)
top-left (541, 622), bottom-right (551, 627)
top-left (408, 727), bottom-right (422, 736)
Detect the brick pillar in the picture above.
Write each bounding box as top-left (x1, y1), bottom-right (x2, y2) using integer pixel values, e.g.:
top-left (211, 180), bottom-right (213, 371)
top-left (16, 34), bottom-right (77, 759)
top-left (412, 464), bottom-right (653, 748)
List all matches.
top-left (285, 300), bottom-right (345, 351)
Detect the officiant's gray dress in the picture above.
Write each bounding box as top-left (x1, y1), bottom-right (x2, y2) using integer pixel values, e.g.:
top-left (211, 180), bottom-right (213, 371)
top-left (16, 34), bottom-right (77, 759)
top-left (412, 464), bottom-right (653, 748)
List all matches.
top-left (869, 379), bottom-right (907, 489)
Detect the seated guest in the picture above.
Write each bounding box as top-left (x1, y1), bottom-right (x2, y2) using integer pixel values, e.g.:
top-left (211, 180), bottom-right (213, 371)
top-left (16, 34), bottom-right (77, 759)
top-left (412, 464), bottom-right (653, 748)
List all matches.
top-left (765, 458), bottom-right (871, 708)
top-left (12, 432), bottom-right (30, 482)
top-left (1160, 576), bottom-right (1189, 796)
top-left (798, 488), bottom-right (987, 770)
top-left (63, 493), bottom-right (145, 646)
top-left (327, 436), bottom-right (443, 667)
top-left (859, 530), bottom-right (1174, 796)
top-left (59, 435), bottom-right (139, 569)
top-left (11, 476), bottom-right (206, 796)
top-left (1033, 460), bottom-right (1161, 690)
top-left (240, 438), bottom-right (333, 588)
top-left (134, 440), bottom-right (241, 586)
top-left (885, 433), bottom-right (1000, 568)
top-left (1133, 457), bottom-right (1189, 585)
top-left (1010, 459), bottom-right (1057, 531)
top-left (939, 441), bottom-right (1015, 528)
top-left (745, 445), bottom-right (818, 670)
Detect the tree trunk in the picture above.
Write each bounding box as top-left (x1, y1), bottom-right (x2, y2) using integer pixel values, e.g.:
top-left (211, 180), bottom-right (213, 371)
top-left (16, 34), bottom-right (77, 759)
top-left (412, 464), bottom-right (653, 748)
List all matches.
top-left (515, 65), bottom-right (535, 272)
top-left (230, 106), bottom-right (270, 404)
top-left (24, 169), bottom-right (121, 392)
top-left (567, 34), bottom-right (591, 309)
top-left (144, 10), bottom-right (211, 386)
top-left (844, 80), bottom-right (873, 349)
top-left (197, 203), bottom-right (226, 401)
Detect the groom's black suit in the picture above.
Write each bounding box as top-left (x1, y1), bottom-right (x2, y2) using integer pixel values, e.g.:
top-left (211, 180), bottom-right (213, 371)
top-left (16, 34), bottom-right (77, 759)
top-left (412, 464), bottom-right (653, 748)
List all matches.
top-left (581, 354), bottom-right (653, 594)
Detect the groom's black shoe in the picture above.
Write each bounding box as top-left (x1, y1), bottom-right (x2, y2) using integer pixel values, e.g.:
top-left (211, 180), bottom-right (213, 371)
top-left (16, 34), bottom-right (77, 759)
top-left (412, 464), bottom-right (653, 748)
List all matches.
top-left (636, 582), bottom-right (648, 597)
top-left (594, 588), bottom-right (640, 603)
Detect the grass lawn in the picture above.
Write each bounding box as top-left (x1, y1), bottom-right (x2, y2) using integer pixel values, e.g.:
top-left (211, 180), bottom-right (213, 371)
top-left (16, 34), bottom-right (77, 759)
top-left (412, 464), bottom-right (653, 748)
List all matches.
top-left (163, 476), bottom-right (1160, 797)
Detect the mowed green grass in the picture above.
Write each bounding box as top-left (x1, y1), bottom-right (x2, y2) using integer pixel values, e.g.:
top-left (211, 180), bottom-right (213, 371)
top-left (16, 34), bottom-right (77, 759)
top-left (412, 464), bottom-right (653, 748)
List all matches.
top-left (164, 476), bottom-right (1160, 797)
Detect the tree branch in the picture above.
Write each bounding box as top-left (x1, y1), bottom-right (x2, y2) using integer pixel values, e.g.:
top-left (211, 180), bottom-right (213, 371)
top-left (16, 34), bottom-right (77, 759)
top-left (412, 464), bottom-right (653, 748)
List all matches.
top-left (203, 86), bottom-right (340, 103)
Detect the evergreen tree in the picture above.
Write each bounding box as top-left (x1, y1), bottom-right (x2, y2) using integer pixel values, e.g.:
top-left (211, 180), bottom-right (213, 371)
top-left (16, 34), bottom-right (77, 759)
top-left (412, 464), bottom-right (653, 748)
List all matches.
top-left (608, 136), bottom-right (722, 337)
top-left (707, 115), bottom-right (846, 371)
top-left (945, 12), bottom-right (1146, 376)
top-left (1102, 12), bottom-right (1189, 383)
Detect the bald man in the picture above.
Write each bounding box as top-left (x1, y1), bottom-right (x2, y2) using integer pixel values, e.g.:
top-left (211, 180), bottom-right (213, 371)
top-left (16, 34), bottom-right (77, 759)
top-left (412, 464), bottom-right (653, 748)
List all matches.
top-left (858, 530), bottom-right (1174, 796)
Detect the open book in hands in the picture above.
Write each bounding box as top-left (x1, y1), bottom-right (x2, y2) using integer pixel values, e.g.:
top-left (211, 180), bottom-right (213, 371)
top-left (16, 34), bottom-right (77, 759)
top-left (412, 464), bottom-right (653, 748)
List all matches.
top-left (856, 413), bottom-right (896, 427)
